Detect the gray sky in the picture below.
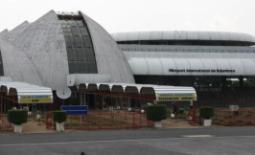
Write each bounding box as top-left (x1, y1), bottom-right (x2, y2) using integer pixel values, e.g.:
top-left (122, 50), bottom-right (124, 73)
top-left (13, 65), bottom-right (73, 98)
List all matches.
top-left (0, 0), bottom-right (254, 35)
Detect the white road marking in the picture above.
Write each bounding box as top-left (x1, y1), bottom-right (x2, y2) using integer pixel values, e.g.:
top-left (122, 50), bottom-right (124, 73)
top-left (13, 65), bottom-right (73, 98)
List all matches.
top-left (182, 134), bottom-right (214, 138)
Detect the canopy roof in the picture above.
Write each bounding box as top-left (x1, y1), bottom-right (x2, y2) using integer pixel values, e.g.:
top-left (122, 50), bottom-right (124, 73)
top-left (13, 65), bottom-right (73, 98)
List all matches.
top-left (80, 83), bottom-right (197, 102)
top-left (0, 81), bottom-right (53, 104)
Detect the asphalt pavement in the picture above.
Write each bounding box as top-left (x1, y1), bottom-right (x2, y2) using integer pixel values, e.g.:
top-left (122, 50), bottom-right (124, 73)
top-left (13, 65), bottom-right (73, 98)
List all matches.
top-left (0, 127), bottom-right (255, 155)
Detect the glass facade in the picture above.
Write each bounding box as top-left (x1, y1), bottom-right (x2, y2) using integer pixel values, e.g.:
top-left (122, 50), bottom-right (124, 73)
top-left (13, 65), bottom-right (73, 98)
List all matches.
top-left (58, 14), bottom-right (98, 73)
top-left (117, 40), bottom-right (254, 46)
top-left (135, 75), bottom-right (255, 107)
top-left (0, 50), bottom-right (4, 76)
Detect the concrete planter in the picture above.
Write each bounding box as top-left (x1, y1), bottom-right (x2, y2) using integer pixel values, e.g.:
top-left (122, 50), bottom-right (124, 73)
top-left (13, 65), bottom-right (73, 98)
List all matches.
top-left (170, 113), bottom-right (175, 118)
top-left (154, 121), bottom-right (162, 128)
top-left (14, 125), bottom-right (22, 133)
top-left (56, 122), bottom-right (65, 132)
top-left (203, 119), bottom-right (212, 127)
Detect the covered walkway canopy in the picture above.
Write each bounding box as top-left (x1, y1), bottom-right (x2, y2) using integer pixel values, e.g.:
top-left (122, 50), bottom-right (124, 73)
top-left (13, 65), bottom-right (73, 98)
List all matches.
top-left (78, 83), bottom-right (197, 102)
top-left (0, 81), bottom-right (53, 104)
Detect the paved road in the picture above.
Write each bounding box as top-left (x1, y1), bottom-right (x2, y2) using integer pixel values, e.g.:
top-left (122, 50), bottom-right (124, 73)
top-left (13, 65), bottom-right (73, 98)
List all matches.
top-left (0, 127), bottom-right (255, 155)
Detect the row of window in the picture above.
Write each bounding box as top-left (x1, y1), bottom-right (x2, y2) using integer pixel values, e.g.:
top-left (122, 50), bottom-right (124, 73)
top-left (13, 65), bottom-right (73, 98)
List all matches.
top-left (120, 46), bottom-right (255, 53)
top-left (62, 27), bottom-right (89, 34)
top-left (65, 36), bottom-right (93, 48)
top-left (68, 62), bottom-right (97, 73)
top-left (60, 20), bottom-right (84, 27)
top-left (68, 52), bottom-right (96, 61)
top-left (118, 40), bottom-right (254, 46)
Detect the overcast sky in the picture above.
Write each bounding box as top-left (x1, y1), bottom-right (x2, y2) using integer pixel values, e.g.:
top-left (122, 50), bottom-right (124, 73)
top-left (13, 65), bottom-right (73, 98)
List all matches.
top-left (0, 0), bottom-right (254, 35)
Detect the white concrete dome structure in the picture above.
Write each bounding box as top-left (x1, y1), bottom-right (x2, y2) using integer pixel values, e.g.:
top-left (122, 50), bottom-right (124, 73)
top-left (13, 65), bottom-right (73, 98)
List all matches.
top-left (0, 35), bottom-right (42, 85)
top-left (0, 10), bottom-right (134, 94)
top-left (0, 11), bottom-right (255, 106)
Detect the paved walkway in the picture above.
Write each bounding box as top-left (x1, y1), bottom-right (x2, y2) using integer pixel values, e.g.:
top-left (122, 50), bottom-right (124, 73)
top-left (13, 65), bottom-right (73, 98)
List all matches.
top-left (162, 118), bottom-right (198, 128)
top-left (23, 120), bottom-right (53, 133)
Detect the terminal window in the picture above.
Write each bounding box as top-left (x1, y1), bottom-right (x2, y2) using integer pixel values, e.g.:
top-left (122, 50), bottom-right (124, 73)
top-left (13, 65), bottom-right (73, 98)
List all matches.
top-left (58, 14), bottom-right (98, 74)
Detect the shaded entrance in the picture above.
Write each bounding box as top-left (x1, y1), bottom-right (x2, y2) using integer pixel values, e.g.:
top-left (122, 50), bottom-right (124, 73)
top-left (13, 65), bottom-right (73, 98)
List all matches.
top-left (77, 83), bottom-right (197, 110)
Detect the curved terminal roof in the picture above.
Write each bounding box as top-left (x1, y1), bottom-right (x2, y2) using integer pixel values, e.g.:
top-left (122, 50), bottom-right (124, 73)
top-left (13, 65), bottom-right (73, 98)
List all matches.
top-left (127, 57), bottom-right (255, 76)
top-left (122, 44), bottom-right (255, 76)
top-left (113, 31), bottom-right (255, 46)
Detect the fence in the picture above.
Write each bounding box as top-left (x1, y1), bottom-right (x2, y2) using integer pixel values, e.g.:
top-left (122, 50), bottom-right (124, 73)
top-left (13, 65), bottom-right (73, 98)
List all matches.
top-left (0, 114), bottom-right (12, 131)
top-left (46, 110), bottom-right (153, 130)
top-left (213, 108), bottom-right (255, 126)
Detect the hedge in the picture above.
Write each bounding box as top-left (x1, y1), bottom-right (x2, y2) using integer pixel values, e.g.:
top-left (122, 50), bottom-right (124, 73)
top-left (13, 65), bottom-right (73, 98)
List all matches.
top-left (53, 111), bottom-right (67, 123)
top-left (146, 105), bottom-right (167, 121)
top-left (8, 110), bottom-right (28, 125)
top-left (199, 107), bottom-right (214, 119)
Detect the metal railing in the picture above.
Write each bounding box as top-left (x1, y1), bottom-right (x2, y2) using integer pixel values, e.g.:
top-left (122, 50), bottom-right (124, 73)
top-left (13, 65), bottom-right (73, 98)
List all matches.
top-left (0, 114), bottom-right (12, 131)
top-left (46, 110), bottom-right (153, 130)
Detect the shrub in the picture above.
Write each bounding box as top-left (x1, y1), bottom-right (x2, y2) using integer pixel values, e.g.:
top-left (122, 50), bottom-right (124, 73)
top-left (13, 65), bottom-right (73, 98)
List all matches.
top-left (178, 108), bottom-right (185, 115)
top-left (200, 107), bottom-right (214, 119)
top-left (8, 110), bottom-right (28, 125)
top-left (53, 111), bottom-right (67, 123)
top-left (146, 105), bottom-right (167, 121)
top-left (166, 108), bottom-right (171, 117)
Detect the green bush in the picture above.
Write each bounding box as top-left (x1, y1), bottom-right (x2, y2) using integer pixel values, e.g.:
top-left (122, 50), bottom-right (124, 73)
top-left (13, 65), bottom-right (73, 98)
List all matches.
top-left (7, 110), bottom-right (28, 125)
top-left (53, 111), bottom-right (67, 123)
top-left (146, 105), bottom-right (167, 121)
top-left (178, 108), bottom-right (185, 115)
top-left (166, 108), bottom-right (171, 117)
top-left (199, 107), bottom-right (214, 119)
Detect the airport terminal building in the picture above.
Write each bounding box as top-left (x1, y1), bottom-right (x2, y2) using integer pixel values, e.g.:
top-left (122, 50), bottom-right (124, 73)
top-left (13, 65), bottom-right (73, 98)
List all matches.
top-left (113, 31), bottom-right (255, 106)
top-left (0, 10), bottom-right (254, 107)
